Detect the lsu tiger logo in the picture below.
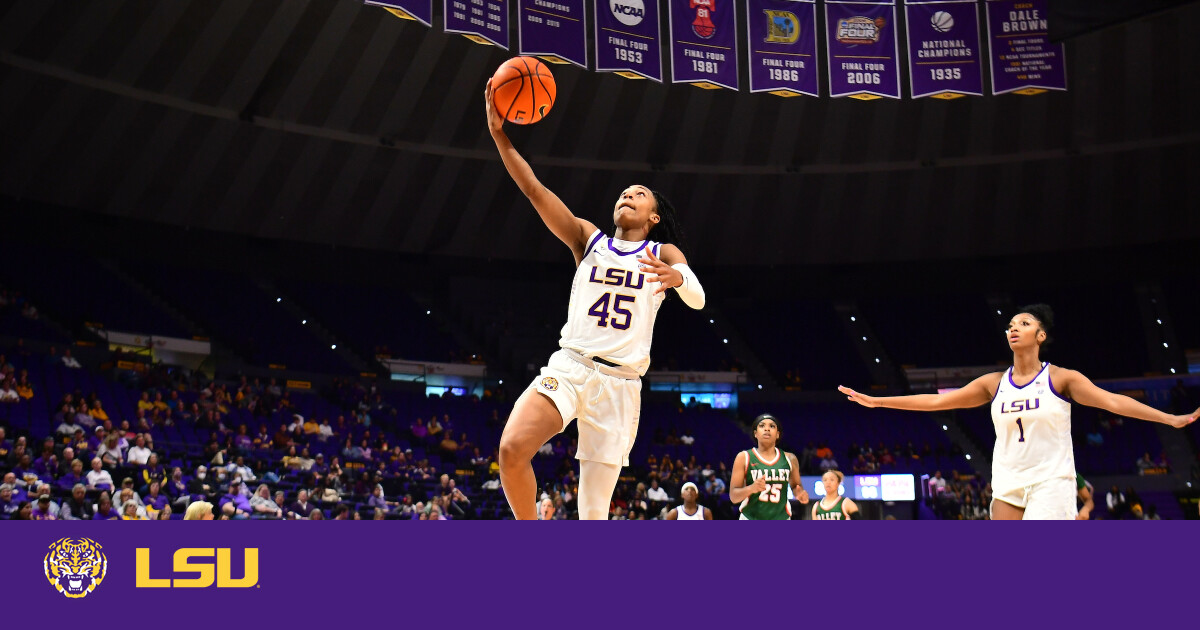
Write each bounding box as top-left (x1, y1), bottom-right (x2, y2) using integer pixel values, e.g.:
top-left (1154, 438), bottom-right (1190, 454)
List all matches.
top-left (44, 537), bottom-right (107, 599)
top-left (540, 377), bottom-right (559, 391)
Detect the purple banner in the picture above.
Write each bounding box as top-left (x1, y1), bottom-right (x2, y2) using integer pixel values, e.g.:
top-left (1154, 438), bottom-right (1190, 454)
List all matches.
top-left (594, 0), bottom-right (663, 82)
top-left (745, 0), bottom-right (819, 97)
top-left (668, 0), bottom-right (739, 90)
top-left (366, 0), bottom-right (432, 26)
top-left (445, 0), bottom-right (509, 48)
top-left (825, 1), bottom-right (901, 99)
top-left (985, 0), bottom-right (1066, 95)
top-left (905, 1), bottom-right (983, 99)
top-left (519, 0), bottom-right (588, 68)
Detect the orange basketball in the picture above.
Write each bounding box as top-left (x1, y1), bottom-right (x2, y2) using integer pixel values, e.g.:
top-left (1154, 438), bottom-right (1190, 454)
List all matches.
top-left (491, 56), bottom-right (556, 125)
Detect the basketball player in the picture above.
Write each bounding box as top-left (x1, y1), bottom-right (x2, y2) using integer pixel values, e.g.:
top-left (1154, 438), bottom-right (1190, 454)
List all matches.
top-left (811, 470), bottom-right (858, 521)
top-left (729, 414), bottom-right (810, 520)
top-left (1075, 473), bottom-right (1094, 520)
top-left (485, 80), bottom-right (706, 520)
top-left (666, 481), bottom-right (712, 520)
top-left (839, 304), bottom-right (1198, 520)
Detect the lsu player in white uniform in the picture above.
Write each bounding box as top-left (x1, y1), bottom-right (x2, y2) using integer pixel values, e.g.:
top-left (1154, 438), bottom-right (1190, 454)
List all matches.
top-left (485, 79), bottom-right (706, 520)
top-left (838, 304), bottom-right (1197, 520)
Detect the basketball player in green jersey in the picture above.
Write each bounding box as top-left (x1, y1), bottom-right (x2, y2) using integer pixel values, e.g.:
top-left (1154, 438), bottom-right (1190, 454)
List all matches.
top-left (1075, 473), bottom-right (1094, 520)
top-left (812, 469), bottom-right (858, 521)
top-left (729, 414), bottom-right (809, 520)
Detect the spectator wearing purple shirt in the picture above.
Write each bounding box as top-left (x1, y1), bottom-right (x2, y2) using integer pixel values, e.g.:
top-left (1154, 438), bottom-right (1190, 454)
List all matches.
top-left (0, 484), bottom-right (18, 519)
top-left (142, 481), bottom-right (168, 518)
top-left (410, 417), bottom-right (428, 441)
top-left (93, 492), bottom-right (119, 520)
top-left (287, 490), bottom-right (313, 520)
top-left (218, 479), bottom-right (251, 517)
top-left (32, 495), bottom-right (56, 520)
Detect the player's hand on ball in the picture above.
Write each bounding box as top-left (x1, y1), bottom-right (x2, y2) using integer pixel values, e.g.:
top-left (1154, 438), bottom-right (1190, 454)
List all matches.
top-left (638, 248), bottom-right (680, 294)
top-left (838, 386), bottom-right (879, 408)
top-left (483, 79), bottom-right (504, 133)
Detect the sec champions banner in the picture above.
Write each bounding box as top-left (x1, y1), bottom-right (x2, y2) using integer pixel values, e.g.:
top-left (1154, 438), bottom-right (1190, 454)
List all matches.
top-left (746, 0), bottom-right (819, 97)
top-left (445, 0), bottom-right (509, 48)
top-left (366, 0), bottom-right (433, 27)
top-left (985, 0), bottom-right (1066, 95)
top-left (595, 0), bottom-right (664, 81)
top-left (668, 0), bottom-right (739, 90)
top-left (825, 1), bottom-right (901, 99)
top-left (905, 0), bottom-right (983, 99)
top-left (519, 0), bottom-right (588, 67)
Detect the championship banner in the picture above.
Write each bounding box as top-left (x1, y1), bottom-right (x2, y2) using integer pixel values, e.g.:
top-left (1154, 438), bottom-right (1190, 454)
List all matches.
top-left (985, 0), bottom-right (1066, 95)
top-left (745, 0), bottom-right (819, 97)
top-left (667, 0), bottom-right (739, 90)
top-left (445, 0), bottom-right (509, 48)
top-left (519, 0), bottom-right (588, 67)
top-left (825, 1), bottom-right (901, 99)
top-left (366, 0), bottom-right (432, 26)
top-left (594, 0), bottom-right (663, 81)
top-left (904, 0), bottom-right (983, 99)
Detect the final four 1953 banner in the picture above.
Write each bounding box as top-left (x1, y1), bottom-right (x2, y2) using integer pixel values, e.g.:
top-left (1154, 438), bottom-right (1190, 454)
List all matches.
top-left (985, 0), bottom-right (1066, 95)
top-left (825, 0), bottom-right (900, 99)
top-left (519, 0), bottom-right (588, 67)
top-left (668, 0), bottom-right (740, 90)
top-left (445, 0), bottom-right (509, 47)
top-left (366, 0), bottom-right (433, 26)
top-left (746, 0), bottom-right (819, 97)
top-left (595, 0), bottom-right (664, 81)
top-left (904, 0), bottom-right (983, 99)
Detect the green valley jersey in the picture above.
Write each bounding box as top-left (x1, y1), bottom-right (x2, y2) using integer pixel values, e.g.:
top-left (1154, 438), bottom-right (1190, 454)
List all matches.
top-left (814, 496), bottom-right (848, 520)
top-left (738, 448), bottom-right (793, 520)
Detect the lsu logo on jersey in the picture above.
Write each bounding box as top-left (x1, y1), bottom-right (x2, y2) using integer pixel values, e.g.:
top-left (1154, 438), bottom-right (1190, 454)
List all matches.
top-left (136, 548), bottom-right (258, 588)
top-left (764, 10), bottom-right (799, 44)
top-left (691, 0), bottom-right (716, 39)
top-left (45, 537), bottom-right (107, 599)
top-left (588, 266), bottom-right (645, 289)
top-left (999, 398), bottom-right (1040, 414)
top-left (836, 16), bottom-right (885, 44)
top-left (540, 377), bottom-right (560, 392)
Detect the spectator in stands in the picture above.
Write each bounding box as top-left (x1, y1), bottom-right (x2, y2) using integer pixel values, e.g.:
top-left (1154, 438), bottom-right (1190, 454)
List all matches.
top-left (55, 410), bottom-right (80, 437)
top-left (288, 490), bottom-right (313, 519)
top-left (1107, 485), bottom-right (1126, 517)
top-left (141, 453), bottom-right (166, 490)
top-left (705, 473), bottom-right (727, 496)
top-left (819, 453), bottom-right (839, 473)
top-left (0, 378), bottom-right (18, 403)
top-left (30, 494), bottom-right (56, 520)
top-left (646, 479), bottom-right (669, 503)
top-left (126, 434), bottom-right (151, 466)
top-left (317, 418), bottom-right (333, 441)
top-left (368, 484), bottom-right (393, 513)
top-left (930, 471), bottom-right (948, 495)
top-left (272, 424), bottom-right (292, 451)
top-left (183, 501), bottom-right (215, 521)
top-left (165, 467), bottom-right (188, 506)
top-left (98, 433), bottom-right (124, 467)
top-left (120, 500), bottom-right (145, 520)
top-left (410, 417), bottom-right (428, 442)
top-left (0, 484), bottom-right (18, 518)
top-left (154, 505), bottom-right (173, 520)
top-left (0, 428), bottom-right (10, 459)
top-left (61, 484), bottom-right (93, 520)
top-left (61, 348), bottom-right (82, 369)
top-left (250, 484), bottom-right (283, 519)
top-left (15, 373), bottom-right (33, 400)
top-left (93, 492), bottom-right (119, 520)
top-left (219, 479), bottom-right (251, 517)
top-left (142, 481), bottom-right (168, 519)
top-left (11, 501), bottom-right (32, 520)
top-left (188, 465), bottom-right (217, 502)
top-left (86, 457), bottom-right (113, 490)
top-left (282, 445), bottom-right (304, 471)
top-left (57, 459), bottom-right (84, 490)
top-left (1137, 452), bottom-right (1155, 474)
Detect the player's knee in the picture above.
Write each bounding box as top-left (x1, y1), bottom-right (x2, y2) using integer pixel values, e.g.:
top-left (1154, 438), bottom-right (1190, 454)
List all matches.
top-left (498, 435), bottom-right (530, 467)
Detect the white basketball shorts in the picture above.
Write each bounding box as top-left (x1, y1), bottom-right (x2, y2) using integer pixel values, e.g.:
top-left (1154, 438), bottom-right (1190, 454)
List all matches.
top-left (991, 475), bottom-right (1076, 520)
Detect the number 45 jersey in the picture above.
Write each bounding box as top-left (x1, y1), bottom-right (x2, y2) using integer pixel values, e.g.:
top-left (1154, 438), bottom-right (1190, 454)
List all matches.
top-left (989, 363), bottom-right (1075, 495)
top-left (559, 231), bottom-right (666, 377)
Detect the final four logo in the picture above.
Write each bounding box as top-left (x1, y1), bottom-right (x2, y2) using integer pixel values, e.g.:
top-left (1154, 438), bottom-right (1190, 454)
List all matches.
top-left (44, 537), bottom-right (108, 599)
top-left (763, 10), bottom-right (799, 44)
top-left (690, 0), bottom-right (716, 39)
top-left (836, 16), bottom-right (885, 45)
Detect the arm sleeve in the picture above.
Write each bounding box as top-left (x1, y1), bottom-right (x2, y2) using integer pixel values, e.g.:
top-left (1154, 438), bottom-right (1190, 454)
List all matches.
top-left (670, 264), bottom-right (705, 310)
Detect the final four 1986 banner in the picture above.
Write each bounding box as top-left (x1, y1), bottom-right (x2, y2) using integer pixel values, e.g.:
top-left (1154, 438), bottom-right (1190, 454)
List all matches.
top-left (825, 1), bottom-right (900, 99)
top-left (746, 0), bottom-right (819, 97)
top-left (595, 0), bottom-right (664, 81)
top-left (905, 0), bottom-right (983, 99)
top-left (985, 0), bottom-right (1066, 95)
top-left (519, 0), bottom-right (588, 67)
top-left (445, 0), bottom-right (509, 47)
top-left (366, 0), bottom-right (433, 26)
top-left (668, 0), bottom-right (739, 90)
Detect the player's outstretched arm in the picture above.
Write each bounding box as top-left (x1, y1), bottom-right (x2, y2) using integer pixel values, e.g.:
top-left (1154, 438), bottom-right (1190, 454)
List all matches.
top-left (837, 372), bottom-right (1001, 412)
top-left (729, 451), bottom-right (766, 504)
top-left (639, 244), bottom-right (705, 309)
top-left (485, 79), bottom-right (596, 263)
top-left (1053, 367), bottom-right (1199, 429)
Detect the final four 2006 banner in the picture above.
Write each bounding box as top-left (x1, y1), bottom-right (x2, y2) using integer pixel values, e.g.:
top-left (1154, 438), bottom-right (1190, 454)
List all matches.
top-left (825, 1), bottom-right (900, 99)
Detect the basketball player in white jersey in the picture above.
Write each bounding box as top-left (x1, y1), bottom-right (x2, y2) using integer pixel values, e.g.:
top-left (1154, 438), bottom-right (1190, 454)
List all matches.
top-left (485, 80), bottom-right (706, 520)
top-left (666, 482), bottom-right (712, 520)
top-left (838, 304), bottom-right (1197, 520)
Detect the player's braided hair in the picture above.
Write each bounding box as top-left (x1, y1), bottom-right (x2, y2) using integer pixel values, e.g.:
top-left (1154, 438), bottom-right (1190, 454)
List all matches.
top-left (649, 190), bottom-right (690, 258)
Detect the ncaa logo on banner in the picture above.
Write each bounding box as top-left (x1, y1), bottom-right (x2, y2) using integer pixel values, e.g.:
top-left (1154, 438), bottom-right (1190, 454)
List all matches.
top-left (836, 16), bottom-right (884, 44)
top-left (763, 10), bottom-right (799, 44)
top-left (610, 0), bottom-right (645, 26)
top-left (44, 537), bottom-right (108, 599)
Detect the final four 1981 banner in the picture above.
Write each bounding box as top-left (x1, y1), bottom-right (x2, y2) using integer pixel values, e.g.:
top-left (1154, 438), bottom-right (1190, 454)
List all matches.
top-left (519, 0), bottom-right (588, 67)
top-left (668, 0), bottom-right (739, 90)
top-left (825, 1), bottom-right (900, 99)
top-left (985, 0), bottom-right (1066, 95)
top-left (746, 0), bottom-right (819, 97)
top-left (596, 0), bottom-right (664, 81)
top-left (905, 0), bottom-right (983, 99)
top-left (366, 0), bottom-right (432, 26)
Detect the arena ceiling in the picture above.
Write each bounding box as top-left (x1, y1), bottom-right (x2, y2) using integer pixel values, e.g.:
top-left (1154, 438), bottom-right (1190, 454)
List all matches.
top-left (1, 0), bottom-right (1198, 266)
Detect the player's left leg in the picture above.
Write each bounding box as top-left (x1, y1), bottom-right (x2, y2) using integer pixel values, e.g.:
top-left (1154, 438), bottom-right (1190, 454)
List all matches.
top-left (578, 459), bottom-right (622, 520)
top-left (1021, 477), bottom-right (1076, 520)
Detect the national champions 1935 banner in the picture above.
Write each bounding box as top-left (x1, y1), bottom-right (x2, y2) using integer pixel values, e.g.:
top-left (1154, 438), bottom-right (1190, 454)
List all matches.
top-left (904, 0), bottom-right (983, 99)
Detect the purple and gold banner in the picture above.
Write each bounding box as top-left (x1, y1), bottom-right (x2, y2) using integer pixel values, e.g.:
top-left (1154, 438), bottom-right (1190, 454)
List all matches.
top-left (445, 0), bottom-right (509, 48)
top-left (825, 1), bottom-right (901, 99)
top-left (745, 0), bottom-right (819, 97)
top-left (985, 0), bottom-right (1066, 95)
top-left (668, 0), bottom-right (739, 90)
top-left (595, 0), bottom-right (663, 81)
top-left (366, 0), bottom-right (432, 26)
top-left (905, 0), bottom-right (983, 99)
top-left (519, 0), bottom-right (588, 68)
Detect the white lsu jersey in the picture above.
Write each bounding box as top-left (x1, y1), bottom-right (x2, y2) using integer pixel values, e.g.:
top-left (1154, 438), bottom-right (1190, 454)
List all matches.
top-left (676, 504), bottom-right (704, 520)
top-left (558, 231), bottom-right (666, 376)
top-left (989, 363), bottom-right (1075, 494)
